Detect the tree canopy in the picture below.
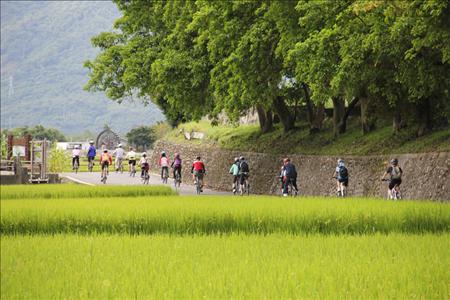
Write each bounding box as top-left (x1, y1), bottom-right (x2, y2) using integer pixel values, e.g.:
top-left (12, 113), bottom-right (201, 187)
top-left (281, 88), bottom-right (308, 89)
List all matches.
top-left (85, 0), bottom-right (449, 136)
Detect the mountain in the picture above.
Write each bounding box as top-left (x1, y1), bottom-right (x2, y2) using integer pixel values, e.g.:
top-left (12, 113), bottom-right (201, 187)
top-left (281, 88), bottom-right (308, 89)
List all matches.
top-left (0, 1), bottom-right (164, 136)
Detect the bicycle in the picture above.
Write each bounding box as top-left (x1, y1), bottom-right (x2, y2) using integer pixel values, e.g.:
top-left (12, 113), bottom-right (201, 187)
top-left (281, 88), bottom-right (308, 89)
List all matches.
top-left (332, 177), bottom-right (347, 197)
top-left (116, 157), bottom-right (124, 173)
top-left (129, 162), bottom-right (136, 177)
top-left (382, 179), bottom-right (401, 200)
top-left (73, 158), bottom-right (79, 174)
top-left (142, 169), bottom-right (150, 185)
top-left (101, 164), bottom-right (109, 184)
top-left (173, 168), bottom-right (181, 189)
top-left (87, 157), bottom-right (95, 172)
top-left (240, 173), bottom-right (250, 196)
top-left (193, 172), bottom-right (204, 195)
top-left (161, 167), bottom-right (169, 184)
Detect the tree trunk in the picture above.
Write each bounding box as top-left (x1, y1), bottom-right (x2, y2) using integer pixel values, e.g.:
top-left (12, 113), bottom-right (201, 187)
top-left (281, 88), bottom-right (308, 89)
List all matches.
top-left (311, 103), bottom-right (325, 133)
top-left (273, 96), bottom-right (295, 132)
top-left (416, 99), bottom-right (432, 137)
top-left (332, 97), bottom-right (345, 137)
top-left (302, 83), bottom-right (323, 133)
top-left (338, 97), bottom-right (359, 134)
top-left (256, 104), bottom-right (273, 133)
top-left (360, 97), bottom-right (375, 134)
top-left (393, 110), bottom-right (402, 135)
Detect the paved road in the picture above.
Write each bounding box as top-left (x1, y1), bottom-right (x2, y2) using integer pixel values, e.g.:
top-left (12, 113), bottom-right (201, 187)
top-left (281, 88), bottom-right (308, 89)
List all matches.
top-left (61, 171), bottom-right (230, 196)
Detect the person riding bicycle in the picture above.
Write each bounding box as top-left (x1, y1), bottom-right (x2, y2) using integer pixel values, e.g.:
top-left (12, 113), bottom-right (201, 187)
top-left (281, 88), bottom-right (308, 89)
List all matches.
top-left (229, 157), bottom-right (240, 193)
top-left (333, 158), bottom-right (349, 196)
top-left (112, 144), bottom-right (125, 172)
top-left (126, 147), bottom-right (137, 172)
top-left (191, 156), bottom-right (206, 192)
top-left (171, 153), bottom-right (182, 182)
top-left (159, 151), bottom-right (170, 180)
top-left (86, 140), bottom-right (96, 169)
top-left (282, 158), bottom-right (298, 196)
top-left (381, 158), bottom-right (403, 197)
top-left (139, 152), bottom-right (149, 178)
top-left (72, 145), bottom-right (81, 170)
top-left (238, 156), bottom-right (250, 192)
top-left (99, 149), bottom-right (112, 174)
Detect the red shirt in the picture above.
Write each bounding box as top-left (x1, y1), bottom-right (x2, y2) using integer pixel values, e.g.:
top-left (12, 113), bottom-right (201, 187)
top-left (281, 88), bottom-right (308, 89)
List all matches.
top-left (192, 160), bottom-right (205, 172)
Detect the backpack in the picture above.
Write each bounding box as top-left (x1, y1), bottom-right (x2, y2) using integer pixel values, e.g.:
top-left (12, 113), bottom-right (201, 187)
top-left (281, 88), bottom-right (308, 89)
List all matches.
top-left (338, 165), bottom-right (348, 180)
top-left (240, 161), bottom-right (249, 173)
top-left (391, 166), bottom-right (401, 180)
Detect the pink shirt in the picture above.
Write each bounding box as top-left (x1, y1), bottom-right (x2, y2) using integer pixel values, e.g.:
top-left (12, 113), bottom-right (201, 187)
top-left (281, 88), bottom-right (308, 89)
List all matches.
top-left (72, 149), bottom-right (81, 157)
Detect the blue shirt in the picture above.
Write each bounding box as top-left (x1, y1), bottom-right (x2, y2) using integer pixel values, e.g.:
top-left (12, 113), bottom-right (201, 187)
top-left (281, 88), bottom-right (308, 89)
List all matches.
top-left (87, 145), bottom-right (96, 157)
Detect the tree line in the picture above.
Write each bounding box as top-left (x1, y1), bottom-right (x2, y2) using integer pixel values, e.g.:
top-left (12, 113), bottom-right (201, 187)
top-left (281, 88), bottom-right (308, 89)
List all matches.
top-left (84, 0), bottom-right (449, 137)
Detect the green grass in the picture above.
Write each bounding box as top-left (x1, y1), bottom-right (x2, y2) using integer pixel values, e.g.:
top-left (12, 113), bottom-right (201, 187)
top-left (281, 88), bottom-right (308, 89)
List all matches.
top-left (166, 120), bottom-right (450, 155)
top-left (2, 195), bottom-right (448, 235)
top-left (2, 185), bottom-right (448, 299)
top-left (0, 184), bottom-right (176, 200)
top-left (2, 234), bottom-right (449, 299)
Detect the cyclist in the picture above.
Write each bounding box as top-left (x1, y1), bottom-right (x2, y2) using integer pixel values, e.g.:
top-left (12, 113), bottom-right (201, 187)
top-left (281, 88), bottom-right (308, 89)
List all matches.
top-left (238, 156), bottom-right (250, 193)
top-left (191, 156), bottom-right (206, 192)
top-left (229, 157), bottom-right (240, 193)
top-left (112, 144), bottom-right (125, 172)
top-left (381, 158), bottom-right (403, 198)
top-left (333, 158), bottom-right (349, 196)
top-left (282, 158), bottom-right (298, 196)
top-left (99, 149), bottom-right (112, 179)
top-left (127, 147), bottom-right (137, 174)
top-left (171, 153), bottom-right (182, 182)
top-left (86, 140), bottom-right (96, 170)
top-left (72, 145), bottom-right (81, 170)
top-left (159, 151), bottom-right (170, 181)
top-left (139, 152), bottom-right (149, 178)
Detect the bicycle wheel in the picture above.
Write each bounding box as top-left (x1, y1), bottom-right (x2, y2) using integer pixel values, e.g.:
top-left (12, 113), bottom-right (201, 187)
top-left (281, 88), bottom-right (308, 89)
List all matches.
top-left (247, 181), bottom-right (250, 196)
top-left (195, 178), bottom-right (201, 194)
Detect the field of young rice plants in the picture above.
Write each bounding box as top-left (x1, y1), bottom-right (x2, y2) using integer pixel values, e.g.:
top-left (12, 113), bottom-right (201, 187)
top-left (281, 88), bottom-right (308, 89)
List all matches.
top-left (1, 185), bottom-right (449, 299)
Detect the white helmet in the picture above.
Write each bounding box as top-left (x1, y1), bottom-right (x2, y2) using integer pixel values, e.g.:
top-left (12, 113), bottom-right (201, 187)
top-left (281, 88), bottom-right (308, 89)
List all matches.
top-left (142, 152), bottom-right (147, 157)
top-left (74, 145), bottom-right (80, 149)
top-left (89, 140), bottom-right (94, 144)
top-left (118, 144), bottom-right (122, 148)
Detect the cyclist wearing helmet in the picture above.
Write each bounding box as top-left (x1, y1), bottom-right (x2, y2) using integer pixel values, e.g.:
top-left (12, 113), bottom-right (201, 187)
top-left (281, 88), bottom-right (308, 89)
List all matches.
top-left (99, 149), bottom-right (112, 169)
top-left (238, 156), bottom-right (250, 189)
top-left (159, 151), bottom-right (170, 180)
top-left (112, 144), bottom-right (125, 172)
top-left (139, 152), bottom-right (149, 178)
top-left (333, 159), bottom-right (349, 196)
top-left (229, 157), bottom-right (240, 193)
top-left (72, 145), bottom-right (81, 170)
top-left (171, 153), bottom-right (182, 182)
top-left (381, 158), bottom-right (403, 195)
top-left (126, 147), bottom-right (136, 169)
top-left (282, 158), bottom-right (298, 196)
top-left (191, 156), bottom-right (206, 191)
top-left (87, 140), bottom-right (96, 168)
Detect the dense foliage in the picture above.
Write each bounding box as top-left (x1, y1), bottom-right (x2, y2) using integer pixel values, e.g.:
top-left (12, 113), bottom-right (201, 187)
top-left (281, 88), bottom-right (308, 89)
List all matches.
top-left (2, 125), bottom-right (67, 142)
top-left (85, 0), bottom-right (449, 137)
top-left (125, 125), bottom-right (157, 151)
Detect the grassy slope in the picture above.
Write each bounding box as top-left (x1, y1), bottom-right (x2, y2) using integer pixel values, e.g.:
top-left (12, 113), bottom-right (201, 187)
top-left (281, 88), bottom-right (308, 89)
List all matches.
top-left (165, 119), bottom-right (450, 155)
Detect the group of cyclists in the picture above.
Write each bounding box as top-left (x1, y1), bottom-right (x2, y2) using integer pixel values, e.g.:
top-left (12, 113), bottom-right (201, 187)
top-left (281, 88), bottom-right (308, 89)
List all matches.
top-left (72, 141), bottom-right (403, 198)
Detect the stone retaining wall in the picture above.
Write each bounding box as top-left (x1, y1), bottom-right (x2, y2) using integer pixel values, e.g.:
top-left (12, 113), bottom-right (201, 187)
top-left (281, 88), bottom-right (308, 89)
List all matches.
top-left (150, 140), bottom-right (449, 201)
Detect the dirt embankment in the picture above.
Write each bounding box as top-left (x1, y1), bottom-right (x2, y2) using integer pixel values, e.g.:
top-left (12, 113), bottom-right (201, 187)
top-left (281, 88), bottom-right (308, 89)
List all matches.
top-left (150, 140), bottom-right (449, 201)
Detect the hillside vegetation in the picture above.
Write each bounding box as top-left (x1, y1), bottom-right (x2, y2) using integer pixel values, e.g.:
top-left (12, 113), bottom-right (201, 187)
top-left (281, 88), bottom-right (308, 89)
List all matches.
top-left (0, 1), bottom-right (163, 135)
top-left (165, 119), bottom-right (450, 155)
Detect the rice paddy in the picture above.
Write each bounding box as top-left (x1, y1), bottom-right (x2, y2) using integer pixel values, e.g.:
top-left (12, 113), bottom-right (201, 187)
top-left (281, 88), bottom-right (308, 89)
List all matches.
top-left (1, 185), bottom-right (448, 299)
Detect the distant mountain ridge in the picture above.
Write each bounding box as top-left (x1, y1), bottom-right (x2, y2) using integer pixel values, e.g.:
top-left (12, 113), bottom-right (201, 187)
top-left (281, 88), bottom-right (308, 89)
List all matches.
top-left (0, 1), bottom-right (164, 135)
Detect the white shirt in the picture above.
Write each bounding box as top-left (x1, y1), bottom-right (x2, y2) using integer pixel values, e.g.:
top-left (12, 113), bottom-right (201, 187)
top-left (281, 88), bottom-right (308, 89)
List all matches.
top-left (113, 148), bottom-right (125, 158)
top-left (72, 149), bottom-right (81, 157)
top-left (127, 151), bottom-right (136, 160)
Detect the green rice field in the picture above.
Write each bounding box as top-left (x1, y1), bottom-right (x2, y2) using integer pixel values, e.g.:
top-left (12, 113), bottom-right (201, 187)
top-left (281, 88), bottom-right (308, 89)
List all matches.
top-left (1, 185), bottom-right (449, 299)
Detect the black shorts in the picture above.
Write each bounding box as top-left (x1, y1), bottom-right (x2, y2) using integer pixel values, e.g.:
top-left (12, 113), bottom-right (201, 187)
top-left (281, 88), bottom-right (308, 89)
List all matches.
top-left (338, 178), bottom-right (348, 187)
top-left (129, 160), bottom-right (136, 166)
top-left (389, 178), bottom-right (402, 190)
top-left (101, 161), bottom-right (109, 168)
top-left (240, 173), bottom-right (249, 185)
